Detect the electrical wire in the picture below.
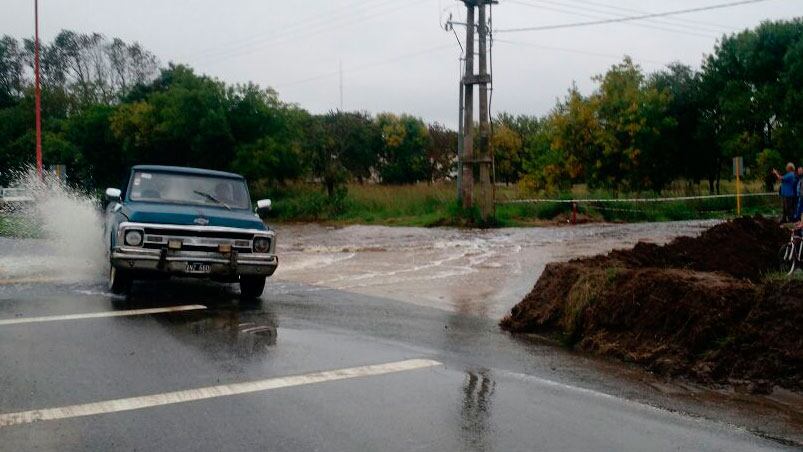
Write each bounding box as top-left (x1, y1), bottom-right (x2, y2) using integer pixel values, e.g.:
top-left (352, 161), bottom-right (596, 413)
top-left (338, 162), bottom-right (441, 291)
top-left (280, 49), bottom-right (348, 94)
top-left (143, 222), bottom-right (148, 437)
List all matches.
top-left (189, 0), bottom-right (393, 60)
top-left (197, 0), bottom-right (429, 65)
top-left (508, 0), bottom-right (723, 38)
top-left (505, 0), bottom-right (721, 38)
top-left (496, 0), bottom-right (770, 33)
top-left (555, 0), bottom-right (736, 32)
top-left (522, 0), bottom-right (733, 34)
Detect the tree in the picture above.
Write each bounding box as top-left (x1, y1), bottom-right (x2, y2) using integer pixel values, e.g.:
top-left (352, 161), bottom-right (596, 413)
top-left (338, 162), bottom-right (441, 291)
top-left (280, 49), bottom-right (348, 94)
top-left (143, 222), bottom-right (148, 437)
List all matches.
top-left (550, 86), bottom-right (607, 188)
top-left (306, 112), bottom-right (349, 198)
top-left (700, 19), bottom-right (803, 190)
top-left (0, 36), bottom-right (25, 107)
top-left (328, 111), bottom-right (382, 183)
top-left (110, 65), bottom-right (234, 170)
top-left (63, 104), bottom-right (124, 188)
top-left (593, 57), bottom-right (675, 191)
top-left (491, 123), bottom-right (523, 185)
top-left (376, 113), bottom-right (429, 184)
top-left (233, 136), bottom-right (304, 187)
top-left (648, 64), bottom-right (708, 188)
top-left (425, 122), bottom-right (456, 182)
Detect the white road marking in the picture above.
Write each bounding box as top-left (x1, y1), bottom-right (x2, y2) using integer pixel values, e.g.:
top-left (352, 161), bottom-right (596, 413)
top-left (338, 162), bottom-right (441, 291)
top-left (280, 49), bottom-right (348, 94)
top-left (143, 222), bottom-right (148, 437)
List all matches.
top-left (0, 358), bottom-right (441, 427)
top-left (0, 305), bottom-right (207, 326)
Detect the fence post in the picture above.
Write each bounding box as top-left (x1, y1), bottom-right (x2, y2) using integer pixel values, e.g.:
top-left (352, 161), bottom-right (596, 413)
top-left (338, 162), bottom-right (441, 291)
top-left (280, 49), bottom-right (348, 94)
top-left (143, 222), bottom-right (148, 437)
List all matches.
top-left (571, 202), bottom-right (578, 225)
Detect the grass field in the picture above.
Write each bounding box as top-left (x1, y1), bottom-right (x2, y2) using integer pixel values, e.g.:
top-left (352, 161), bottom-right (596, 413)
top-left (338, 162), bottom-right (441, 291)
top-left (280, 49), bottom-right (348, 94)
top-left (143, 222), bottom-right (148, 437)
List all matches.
top-left (0, 180), bottom-right (781, 236)
top-left (0, 213), bottom-right (39, 238)
top-left (260, 180), bottom-right (781, 227)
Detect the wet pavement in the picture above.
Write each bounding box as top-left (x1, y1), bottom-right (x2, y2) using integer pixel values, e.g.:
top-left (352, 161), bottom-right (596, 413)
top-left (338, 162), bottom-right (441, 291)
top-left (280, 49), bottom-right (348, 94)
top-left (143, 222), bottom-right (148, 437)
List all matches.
top-left (0, 222), bottom-right (801, 450)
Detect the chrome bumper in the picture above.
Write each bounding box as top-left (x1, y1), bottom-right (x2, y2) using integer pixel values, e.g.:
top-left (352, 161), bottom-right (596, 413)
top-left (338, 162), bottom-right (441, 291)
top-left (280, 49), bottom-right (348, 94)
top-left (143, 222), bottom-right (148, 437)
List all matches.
top-left (111, 247), bottom-right (278, 277)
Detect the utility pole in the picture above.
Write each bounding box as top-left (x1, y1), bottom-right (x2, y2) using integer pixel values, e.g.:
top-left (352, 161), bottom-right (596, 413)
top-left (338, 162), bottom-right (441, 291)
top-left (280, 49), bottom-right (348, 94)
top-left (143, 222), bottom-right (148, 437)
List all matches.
top-left (460, 2), bottom-right (475, 209)
top-left (444, 14), bottom-right (465, 202)
top-left (34, 0), bottom-right (43, 178)
top-left (476, 0), bottom-right (494, 220)
top-left (458, 0), bottom-right (495, 219)
top-left (457, 61), bottom-right (464, 201)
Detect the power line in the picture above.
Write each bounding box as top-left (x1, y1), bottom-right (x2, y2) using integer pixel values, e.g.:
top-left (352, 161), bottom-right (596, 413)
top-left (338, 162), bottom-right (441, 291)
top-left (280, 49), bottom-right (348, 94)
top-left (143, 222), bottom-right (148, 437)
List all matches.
top-left (555, 0), bottom-right (736, 32)
top-left (198, 0), bottom-right (428, 66)
top-left (517, 0), bottom-right (731, 35)
top-left (189, 0), bottom-right (394, 61)
top-left (506, 0), bottom-right (720, 39)
top-left (496, 0), bottom-right (770, 33)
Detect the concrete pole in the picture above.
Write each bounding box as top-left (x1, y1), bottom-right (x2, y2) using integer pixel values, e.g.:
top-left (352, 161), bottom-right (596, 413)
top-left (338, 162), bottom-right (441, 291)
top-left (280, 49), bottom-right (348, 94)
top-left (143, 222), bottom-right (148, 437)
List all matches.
top-left (457, 67), bottom-right (464, 201)
top-left (477, 1), bottom-right (493, 220)
top-left (461, 3), bottom-right (475, 209)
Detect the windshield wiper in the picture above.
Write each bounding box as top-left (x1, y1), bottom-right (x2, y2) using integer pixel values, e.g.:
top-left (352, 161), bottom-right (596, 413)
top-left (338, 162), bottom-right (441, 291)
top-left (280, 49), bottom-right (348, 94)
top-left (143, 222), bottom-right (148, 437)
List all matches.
top-left (193, 190), bottom-right (231, 210)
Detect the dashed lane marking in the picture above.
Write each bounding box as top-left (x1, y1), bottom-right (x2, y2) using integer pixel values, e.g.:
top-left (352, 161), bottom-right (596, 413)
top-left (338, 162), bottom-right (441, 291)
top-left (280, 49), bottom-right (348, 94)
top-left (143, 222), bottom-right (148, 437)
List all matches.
top-left (0, 358), bottom-right (442, 427)
top-left (0, 305), bottom-right (207, 326)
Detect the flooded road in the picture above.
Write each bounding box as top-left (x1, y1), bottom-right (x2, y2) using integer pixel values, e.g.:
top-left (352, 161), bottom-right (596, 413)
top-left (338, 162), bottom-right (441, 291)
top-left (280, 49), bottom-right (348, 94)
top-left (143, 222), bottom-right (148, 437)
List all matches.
top-left (1, 220), bottom-right (800, 450)
top-left (274, 221), bottom-right (718, 318)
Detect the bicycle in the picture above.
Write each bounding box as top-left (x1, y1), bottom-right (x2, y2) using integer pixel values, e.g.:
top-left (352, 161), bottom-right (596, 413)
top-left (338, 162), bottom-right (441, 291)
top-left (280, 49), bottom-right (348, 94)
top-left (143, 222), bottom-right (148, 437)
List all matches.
top-left (778, 223), bottom-right (803, 275)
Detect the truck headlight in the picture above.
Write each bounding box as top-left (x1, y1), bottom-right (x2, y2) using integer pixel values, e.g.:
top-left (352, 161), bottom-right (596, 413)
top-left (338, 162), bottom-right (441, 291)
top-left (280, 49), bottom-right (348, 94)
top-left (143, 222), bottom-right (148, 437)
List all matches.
top-left (124, 230), bottom-right (143, 247)
top-left (253, 237), bottom-right (270, 253)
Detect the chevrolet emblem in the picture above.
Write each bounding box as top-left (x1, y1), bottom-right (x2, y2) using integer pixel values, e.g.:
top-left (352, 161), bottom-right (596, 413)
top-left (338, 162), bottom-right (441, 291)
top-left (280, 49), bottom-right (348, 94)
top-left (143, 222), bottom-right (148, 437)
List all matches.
top-left (194, 217), bottom-right (209, 226)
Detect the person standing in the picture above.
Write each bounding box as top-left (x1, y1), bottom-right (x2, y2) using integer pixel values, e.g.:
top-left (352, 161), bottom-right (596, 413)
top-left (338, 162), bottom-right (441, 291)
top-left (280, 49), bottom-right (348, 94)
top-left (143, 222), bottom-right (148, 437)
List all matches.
top-left (773, 163), bottom-right (798, 223)
top-left (796, 167), bottom-right (803, 221)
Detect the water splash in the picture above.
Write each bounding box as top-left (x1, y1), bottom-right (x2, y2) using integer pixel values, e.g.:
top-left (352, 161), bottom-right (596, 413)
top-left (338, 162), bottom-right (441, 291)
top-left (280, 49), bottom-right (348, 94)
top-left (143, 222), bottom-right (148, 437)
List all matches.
top-left (0, 168), bottom-right (105, 282)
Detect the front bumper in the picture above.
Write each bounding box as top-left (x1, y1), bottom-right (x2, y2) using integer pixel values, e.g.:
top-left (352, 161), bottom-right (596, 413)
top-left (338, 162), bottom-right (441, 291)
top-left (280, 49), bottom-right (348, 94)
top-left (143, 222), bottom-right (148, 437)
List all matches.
top-left (111, 247), bottom-right (278, 277)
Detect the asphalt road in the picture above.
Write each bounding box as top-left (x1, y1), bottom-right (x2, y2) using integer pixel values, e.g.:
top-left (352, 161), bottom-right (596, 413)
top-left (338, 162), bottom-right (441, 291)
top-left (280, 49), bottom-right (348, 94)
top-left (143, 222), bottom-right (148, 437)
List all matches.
top-left (0, 278), bottom-right (798, 451)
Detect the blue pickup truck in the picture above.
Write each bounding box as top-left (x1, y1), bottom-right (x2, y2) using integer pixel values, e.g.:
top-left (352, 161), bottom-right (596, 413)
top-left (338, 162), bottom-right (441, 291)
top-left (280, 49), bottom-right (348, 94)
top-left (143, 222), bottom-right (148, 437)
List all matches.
top-left (104, 165), bottom-right (277, 299)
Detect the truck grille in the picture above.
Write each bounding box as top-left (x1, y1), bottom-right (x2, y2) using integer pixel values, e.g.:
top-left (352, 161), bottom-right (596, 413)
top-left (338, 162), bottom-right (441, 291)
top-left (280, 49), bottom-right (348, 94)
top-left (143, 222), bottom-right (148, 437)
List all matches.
top-left (141, 227), bottom-right (266, 253)
top-left (142, 227), bottom-right (254, 240)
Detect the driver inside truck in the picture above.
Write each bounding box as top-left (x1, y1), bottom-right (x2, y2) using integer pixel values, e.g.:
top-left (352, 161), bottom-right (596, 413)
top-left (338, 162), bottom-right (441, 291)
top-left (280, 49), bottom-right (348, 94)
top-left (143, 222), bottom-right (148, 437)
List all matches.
top-left (214, 181), bottom-right (234, 205)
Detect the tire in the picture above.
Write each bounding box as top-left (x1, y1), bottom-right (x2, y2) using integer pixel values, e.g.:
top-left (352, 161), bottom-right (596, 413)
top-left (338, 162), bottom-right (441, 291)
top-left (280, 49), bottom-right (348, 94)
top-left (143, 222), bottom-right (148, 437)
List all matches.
top-left (778, 244), bottom-right (796, 275)
top-left (109, 265), bottom-right (132, 295)
top-left (239, 275), bottom-right (266, 300)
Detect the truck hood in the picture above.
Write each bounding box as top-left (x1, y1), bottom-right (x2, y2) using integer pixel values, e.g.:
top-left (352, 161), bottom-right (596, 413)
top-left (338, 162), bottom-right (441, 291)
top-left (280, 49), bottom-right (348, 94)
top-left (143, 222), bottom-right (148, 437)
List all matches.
top-left (121, 203), bottom-right (267, 231)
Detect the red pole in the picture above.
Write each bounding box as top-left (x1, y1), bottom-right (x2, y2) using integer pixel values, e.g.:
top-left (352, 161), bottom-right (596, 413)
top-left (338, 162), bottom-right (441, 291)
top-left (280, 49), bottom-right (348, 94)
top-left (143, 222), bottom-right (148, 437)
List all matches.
top-left (571, 202), bottom-right (577, 225)
top-left (34, 0), bottom-right (43, 178)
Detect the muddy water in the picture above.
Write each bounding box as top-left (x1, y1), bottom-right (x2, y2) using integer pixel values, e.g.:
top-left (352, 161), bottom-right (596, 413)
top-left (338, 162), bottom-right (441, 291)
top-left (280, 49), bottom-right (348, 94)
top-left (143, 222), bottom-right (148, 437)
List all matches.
top-left (1, 216), bottom-right (717, 319)
top-left (273, 220), bottom-right (719, 319)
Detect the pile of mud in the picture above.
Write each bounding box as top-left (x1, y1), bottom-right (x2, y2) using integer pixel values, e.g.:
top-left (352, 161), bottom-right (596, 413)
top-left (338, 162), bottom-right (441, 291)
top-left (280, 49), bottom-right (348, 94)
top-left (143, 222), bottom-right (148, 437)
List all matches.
top-left (501, 217), bottom-right (802, 393)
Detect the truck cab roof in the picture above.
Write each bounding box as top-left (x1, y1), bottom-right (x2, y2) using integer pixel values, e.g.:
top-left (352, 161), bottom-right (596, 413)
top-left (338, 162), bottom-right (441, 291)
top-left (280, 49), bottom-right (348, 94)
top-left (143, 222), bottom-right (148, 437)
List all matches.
top-left (131, 165), bottom-right (245, 180)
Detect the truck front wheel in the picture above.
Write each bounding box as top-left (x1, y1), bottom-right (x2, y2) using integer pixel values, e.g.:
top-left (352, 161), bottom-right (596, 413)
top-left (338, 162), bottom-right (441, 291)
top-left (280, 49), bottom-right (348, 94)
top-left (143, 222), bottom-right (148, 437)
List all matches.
top-left (239, 275), bottom-right (266, 300)
top-left (109, 265), bottom-right (132, 295)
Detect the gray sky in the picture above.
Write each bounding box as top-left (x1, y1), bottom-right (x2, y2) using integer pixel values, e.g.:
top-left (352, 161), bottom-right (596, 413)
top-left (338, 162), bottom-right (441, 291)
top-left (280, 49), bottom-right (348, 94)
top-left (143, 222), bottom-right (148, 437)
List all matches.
top-left (3, 0), bottom-right (801, 127)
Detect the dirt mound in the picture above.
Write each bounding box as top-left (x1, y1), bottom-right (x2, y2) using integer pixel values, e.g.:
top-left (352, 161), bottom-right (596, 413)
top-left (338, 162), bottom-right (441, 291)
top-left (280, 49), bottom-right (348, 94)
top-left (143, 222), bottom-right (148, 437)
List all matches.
top-left (501, 217), bottom-right (801, 392)
top-left (586, 216), bottom-right (787, 280)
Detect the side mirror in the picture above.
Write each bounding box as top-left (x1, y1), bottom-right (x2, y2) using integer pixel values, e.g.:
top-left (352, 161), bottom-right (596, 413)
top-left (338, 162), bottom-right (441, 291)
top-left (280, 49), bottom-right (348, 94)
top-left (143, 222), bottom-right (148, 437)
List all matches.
top-left (105, 188), bottom-right (122, 201)
top-left (255, 199), bottom-right (271, 218)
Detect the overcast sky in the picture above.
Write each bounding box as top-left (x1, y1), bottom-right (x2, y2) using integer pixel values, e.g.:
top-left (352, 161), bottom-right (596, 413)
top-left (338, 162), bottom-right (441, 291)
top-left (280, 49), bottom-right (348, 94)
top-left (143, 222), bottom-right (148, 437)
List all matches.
top-left (3, 0), bottom-right (801, 127)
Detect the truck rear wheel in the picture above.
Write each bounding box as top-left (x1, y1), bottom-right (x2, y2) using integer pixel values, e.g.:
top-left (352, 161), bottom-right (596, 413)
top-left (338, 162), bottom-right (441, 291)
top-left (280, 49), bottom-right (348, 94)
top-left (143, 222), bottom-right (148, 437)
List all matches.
top-left (239, 275), bottom-right (266, 300)
top-left (109, 265), bottom-right (132, 295)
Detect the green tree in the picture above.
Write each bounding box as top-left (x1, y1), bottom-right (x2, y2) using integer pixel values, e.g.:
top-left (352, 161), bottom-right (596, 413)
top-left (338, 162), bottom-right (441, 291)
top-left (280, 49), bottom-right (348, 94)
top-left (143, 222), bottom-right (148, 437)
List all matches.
top-left (425, 122), bottom-right (456, 182)
top-left (700, 19), bottom-right (803, 189)
top-left (648, 64), bottom-right (709, 188)
top-left (0, 36), bottom-right (25, 108)
top-left (110, 65), bottom-right (234, 170)
top-left (376, 113), bottom-right (429, 184)
top-left (491, 123), bottom-right (523, 185)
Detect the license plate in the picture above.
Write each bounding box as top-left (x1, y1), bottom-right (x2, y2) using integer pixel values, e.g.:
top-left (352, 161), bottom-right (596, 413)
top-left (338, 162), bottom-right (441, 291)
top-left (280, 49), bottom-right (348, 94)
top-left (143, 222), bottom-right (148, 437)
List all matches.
top-left (185, 262), bottom-right (211, 274)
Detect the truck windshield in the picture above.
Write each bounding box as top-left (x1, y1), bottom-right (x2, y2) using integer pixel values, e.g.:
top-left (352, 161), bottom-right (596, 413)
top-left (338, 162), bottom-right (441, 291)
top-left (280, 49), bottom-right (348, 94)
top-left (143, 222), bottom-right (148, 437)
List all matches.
top-left (128, 171), bottom-right (251, 210)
